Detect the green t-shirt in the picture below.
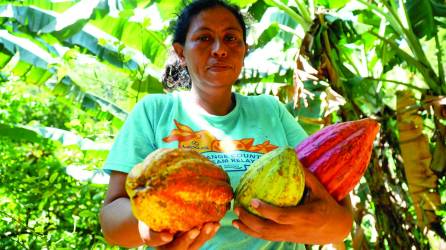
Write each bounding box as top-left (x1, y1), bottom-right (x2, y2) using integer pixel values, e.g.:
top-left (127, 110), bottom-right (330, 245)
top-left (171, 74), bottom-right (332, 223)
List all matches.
top-left (104, 91), bottom-right (308, 250)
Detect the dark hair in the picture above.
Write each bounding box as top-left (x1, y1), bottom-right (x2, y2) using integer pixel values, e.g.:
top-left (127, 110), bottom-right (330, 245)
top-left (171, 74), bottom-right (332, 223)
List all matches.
top-left (173, 0), bottom-right (247, 45)
top-left (162, 0), bottom-right (247, 91)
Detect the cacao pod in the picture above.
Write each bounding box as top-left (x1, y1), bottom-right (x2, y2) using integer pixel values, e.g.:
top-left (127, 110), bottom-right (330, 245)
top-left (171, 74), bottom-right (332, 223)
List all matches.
top-left (295, 118), bottom-right (380, 201)
top-left (234, 147), bottom-right (305, 216)
top-left (125, 148), bottom-right (233, 233)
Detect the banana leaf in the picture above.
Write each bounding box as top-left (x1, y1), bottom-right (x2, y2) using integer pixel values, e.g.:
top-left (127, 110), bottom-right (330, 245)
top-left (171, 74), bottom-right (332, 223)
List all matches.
top-left (396, 90), bottom-right (443, 237)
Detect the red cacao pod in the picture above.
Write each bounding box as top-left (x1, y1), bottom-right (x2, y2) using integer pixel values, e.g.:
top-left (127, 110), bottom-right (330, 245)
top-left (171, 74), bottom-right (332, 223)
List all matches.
top-left (295, 118), bottom-right (380, 201)
top-left (125, 148), bottom-right (233, 233)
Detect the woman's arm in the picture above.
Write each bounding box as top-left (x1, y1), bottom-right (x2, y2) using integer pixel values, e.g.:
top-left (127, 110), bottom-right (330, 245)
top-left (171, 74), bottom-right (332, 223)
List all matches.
top-left (99, 171), bottom-right (146, 247)
top-left (100, 171), bottom-right (173, 247)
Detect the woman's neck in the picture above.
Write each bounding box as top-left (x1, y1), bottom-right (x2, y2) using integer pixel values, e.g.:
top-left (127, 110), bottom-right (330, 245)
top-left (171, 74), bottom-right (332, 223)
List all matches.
top-left (189, 86), bottom-right (235, 116)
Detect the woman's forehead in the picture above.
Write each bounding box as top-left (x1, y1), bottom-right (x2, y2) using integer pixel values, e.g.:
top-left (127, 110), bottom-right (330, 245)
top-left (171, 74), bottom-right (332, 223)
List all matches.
top-left (188, 7), bottom-right (243, 33)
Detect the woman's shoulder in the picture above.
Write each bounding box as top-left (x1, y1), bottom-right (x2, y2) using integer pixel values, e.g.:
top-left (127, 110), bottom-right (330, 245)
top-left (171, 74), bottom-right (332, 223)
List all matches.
top-left (128, 92), bottom-right (177, 116)
top-left (139, 92), bottom-right (175, 103)
top-left (136, 92), bottom-right (178, 107)
top-left (237, 93), bottom-right (280, 108)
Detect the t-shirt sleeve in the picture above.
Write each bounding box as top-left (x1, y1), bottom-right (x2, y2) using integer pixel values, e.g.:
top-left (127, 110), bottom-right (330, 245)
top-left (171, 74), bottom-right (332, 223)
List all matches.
top-left (103, 97), bottom-right (157, 174)
top-left (275, 98), bottom-right (308, 147)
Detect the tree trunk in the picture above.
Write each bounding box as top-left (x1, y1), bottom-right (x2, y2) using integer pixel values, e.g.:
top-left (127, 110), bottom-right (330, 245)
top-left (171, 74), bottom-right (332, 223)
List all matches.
top-left (365, 152), bottom-right (428, 249)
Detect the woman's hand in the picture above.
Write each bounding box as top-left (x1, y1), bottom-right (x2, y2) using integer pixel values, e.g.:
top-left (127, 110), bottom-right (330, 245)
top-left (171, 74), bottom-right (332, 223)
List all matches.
top-left (138, 221), bottom-right (174, 247)
top-left (232, 168), bottom-right (353, 244)
top-left (138, 221), bottom-right (221, 250)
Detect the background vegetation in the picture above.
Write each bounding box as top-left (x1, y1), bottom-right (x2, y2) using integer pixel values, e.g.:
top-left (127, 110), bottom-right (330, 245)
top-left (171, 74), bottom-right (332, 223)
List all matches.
top-left (0, 0), bottom-right (445, 249)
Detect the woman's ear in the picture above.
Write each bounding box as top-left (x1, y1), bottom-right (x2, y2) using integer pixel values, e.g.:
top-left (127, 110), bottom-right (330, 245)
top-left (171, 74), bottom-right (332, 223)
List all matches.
top-left (244, 43), bottom-right (249, 57)
top-left (173, 43), bottom-right (185, 65)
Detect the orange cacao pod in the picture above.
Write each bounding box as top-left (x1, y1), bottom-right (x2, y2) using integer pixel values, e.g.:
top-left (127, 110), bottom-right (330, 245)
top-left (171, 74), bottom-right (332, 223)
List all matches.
top-left (125, 148), bottom-right (233, 233)
top-left (295, 118), bottom-right (380, 201)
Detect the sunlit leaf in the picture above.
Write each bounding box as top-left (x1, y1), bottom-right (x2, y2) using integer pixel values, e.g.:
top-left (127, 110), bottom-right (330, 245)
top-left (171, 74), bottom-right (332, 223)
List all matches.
top-left (0, 29), bottom-right (57, 69)
top-left (229, 0), bottom-right (258, 8)
top-left (255, 22), bottom-right (279, 49)
top-left (314, 0), bottom-right (349, 9)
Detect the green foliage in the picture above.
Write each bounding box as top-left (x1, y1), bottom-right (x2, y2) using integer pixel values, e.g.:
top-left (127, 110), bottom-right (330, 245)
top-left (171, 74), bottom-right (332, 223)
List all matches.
top-left (0, 137), bottom-right (108, 249)
top-left (0, 83), bottom-right (69, 129)
top-left (0, 78), bottom-right (116, 248)
top-left (315, 0), bottom-right (349, 9)
top-left (0, 0), bottom-right (445, 248)
top-left (0, 75), bottom-right (116, 249)
top-left (0, 79), bottom-right (118, 141)
top-left (255, 22), bottom-right (280, 49)
top-left (247, 0), bottom-right (269, 21)
top-left (406, 0), bottom-right (436, 39)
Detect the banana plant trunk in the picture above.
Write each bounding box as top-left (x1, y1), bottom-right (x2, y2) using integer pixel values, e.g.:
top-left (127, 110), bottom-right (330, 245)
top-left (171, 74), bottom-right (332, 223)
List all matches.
top-left (365, 153), bottom-right (428, 249)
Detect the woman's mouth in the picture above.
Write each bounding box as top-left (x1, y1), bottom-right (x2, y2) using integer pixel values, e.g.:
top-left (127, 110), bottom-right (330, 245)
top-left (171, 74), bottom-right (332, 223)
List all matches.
top-left (207, 64), bottom-right (231, 71)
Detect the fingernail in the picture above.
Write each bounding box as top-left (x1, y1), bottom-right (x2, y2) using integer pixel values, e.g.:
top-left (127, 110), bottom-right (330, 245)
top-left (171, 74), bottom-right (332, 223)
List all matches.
top-left (234, 208), bottom-right (240, 216)
top-left (214, 225), bottom-right (220, 233)
top-left (205, 225), bottom-right (213, 234)
top-left (251, 199), bottom-right (260, 208)
top-left (232, 222), bottom-right (239, 230)
top-left (189, 229), bottom-right (200, 239)
top-left (161, 235), bottom-right (171, 241)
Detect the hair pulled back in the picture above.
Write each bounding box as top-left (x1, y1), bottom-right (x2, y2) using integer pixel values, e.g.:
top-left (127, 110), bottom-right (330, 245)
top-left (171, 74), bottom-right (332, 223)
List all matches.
top-left (162, 0), bottom-right (247, 91)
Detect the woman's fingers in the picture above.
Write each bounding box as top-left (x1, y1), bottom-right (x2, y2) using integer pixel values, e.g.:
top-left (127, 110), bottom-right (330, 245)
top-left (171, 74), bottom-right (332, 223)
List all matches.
top-left (243, 199), bottom-right (297, 225)
top-left (147, 230), bottom-right (174, 247)
top-left (157, 228), bottom-right (199, 250)
top-left (236, 198), bottom-right (321, 226)
top-left (232, 206), bottom-right (291, 241)
top-left (232, 218), bottom-right (263, 239)
top-left (138, 221), bottom-right (173, 247)
top-left (302, 167), bottom-right (327, 197)
top-left (157, 222), bottom-right (220, 250)
top-left (188, 222), bottom-right (220, 250)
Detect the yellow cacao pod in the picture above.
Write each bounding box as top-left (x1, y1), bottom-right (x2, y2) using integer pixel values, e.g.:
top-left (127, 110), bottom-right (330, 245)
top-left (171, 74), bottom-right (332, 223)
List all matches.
top-left (126, 148), bottom-right (233, 233)
top-left (234, 147), bottom-right (305, 216)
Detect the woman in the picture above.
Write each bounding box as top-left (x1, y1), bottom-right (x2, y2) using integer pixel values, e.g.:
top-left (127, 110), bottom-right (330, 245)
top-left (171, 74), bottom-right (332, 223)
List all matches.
top-left (99, 0), bottom-right (353, 249)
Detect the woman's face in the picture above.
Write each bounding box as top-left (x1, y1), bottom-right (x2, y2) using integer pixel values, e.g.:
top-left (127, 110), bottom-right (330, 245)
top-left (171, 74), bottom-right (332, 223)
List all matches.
top-left (173, 6), bottom-right (247, 91)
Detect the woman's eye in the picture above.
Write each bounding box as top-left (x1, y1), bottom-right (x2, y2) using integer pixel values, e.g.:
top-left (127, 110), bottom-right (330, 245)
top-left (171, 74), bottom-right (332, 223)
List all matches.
top-left (198, 35), bottom-right (210, 41)
top-left (225, 35), bottom-right (236, 41)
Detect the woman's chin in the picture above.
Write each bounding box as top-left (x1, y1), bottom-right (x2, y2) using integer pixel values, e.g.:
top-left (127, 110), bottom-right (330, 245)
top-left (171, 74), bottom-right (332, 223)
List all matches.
top-left (203, 76), bottom-right (237, 88)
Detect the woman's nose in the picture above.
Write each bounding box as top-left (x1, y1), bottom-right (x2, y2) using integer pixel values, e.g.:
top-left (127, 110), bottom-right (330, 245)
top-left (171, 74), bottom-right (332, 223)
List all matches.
top-left (211, 39), bottom-right (227, 58)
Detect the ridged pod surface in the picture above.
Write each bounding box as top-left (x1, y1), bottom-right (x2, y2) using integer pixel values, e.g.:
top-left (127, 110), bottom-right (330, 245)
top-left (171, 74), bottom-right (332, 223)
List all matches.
top-left (126, 148), bottom-right (233, 233)
top-left (295, 118), bottom-right (380, 201)
top-left (235, 147), bottom-right (305, 216)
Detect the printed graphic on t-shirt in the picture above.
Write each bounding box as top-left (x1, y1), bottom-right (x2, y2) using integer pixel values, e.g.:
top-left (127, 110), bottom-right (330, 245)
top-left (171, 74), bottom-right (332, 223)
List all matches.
top-left (163, 120), bottom-right (278, 171)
